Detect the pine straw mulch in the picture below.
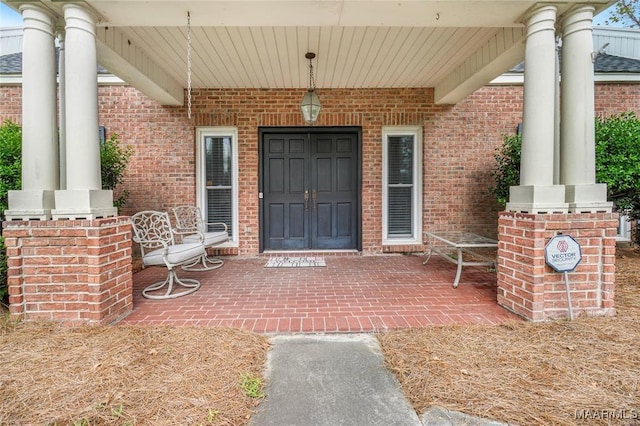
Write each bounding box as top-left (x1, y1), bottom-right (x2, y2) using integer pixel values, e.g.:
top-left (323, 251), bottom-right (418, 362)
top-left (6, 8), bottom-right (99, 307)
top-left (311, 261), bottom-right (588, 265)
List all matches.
top-left (0, 324), bottom-right (270, 425)
top-left (378, 247), bottom-right (640, 425)
top-left (1, 249), bottom-right (638, 426)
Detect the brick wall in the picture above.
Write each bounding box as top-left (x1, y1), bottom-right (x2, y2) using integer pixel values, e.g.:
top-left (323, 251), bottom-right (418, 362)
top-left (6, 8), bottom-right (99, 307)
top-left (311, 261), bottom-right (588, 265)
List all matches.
top-left (497, 212), bottom-right (617, 321)
top-left (2, 83), bottom-right (639, 255)
top-left (94, 86), bottom-right (525, 254)
top-left (0, 85), bottom-right (21, 123)
top-left (3, 217), bottom-right (133, 324)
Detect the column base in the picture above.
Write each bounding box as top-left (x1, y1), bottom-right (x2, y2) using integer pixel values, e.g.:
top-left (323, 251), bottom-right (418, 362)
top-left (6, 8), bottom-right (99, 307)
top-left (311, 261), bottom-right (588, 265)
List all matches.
top-left (497, 211), bottom-right (617, 321)
top-left (506, 185), bottom-right (568, 214)
top-left (52, 189), bottom-right (117, 220)
top-left (565, 183), bottom-right (613, 213)
top-left (4, 190), bottom-right (56, 220)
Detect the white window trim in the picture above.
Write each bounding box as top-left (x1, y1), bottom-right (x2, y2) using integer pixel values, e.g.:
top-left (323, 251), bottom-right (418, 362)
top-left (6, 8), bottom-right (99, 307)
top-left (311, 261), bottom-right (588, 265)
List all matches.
top-left (195, 127), bottom-right (239, 247)
top-left (382, 126), bottom-right (423, 245)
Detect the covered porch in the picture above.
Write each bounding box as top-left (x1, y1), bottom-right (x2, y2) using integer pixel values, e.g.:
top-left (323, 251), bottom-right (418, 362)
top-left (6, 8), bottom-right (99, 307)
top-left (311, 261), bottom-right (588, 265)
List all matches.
top-left (2, 0), bottom-right (619, 325)
top-left (122, 254), bottom-right (519, 332)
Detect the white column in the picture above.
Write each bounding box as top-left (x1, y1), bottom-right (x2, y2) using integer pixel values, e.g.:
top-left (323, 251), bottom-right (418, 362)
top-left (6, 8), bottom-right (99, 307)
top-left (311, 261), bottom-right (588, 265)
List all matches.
top-left (560, 6), bottom-right (612, 213)
top-left (507, 6), bottom-right (567, 214)
top-left (57, 30), bottom-right (67, 190)
top-left (52, 4), bottom-right (116, 220)
top-left (5, 4), bottom-right (58, 221)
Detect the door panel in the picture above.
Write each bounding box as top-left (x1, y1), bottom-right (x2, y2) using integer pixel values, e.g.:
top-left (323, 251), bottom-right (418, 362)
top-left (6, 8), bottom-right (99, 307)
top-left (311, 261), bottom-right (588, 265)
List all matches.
top-left (310, 134), bottom-right (358, 249)
top-left (263, 134), bottom-right (310, 250)
top-left (262, 131), bottom-right (359, 251)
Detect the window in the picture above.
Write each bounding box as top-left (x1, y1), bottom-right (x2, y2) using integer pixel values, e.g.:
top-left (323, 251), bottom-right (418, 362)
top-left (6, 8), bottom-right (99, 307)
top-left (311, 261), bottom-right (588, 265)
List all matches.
top-left (382, 126), bottom-right (422, 244)
top-left (196, 127), bottom-right (238, 246)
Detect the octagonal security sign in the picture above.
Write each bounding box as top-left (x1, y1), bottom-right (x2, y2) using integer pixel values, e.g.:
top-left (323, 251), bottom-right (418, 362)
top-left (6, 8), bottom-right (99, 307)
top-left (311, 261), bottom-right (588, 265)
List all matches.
top-left (544, 235), bottom-right (582, 272)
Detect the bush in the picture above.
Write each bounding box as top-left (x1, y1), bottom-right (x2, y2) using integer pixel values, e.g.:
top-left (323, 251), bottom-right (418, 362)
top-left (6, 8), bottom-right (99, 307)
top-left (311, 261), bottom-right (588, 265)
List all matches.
top-left (100, 133), bottom-right (134, 208)
top-left (595, 112), bottom-right (640, 220)
top-left (491, 113), bottom-right (640, 243)
top-left (0, 120), bottom-right (22, 220)
top-left (490, 133), bottom-right (521, 207)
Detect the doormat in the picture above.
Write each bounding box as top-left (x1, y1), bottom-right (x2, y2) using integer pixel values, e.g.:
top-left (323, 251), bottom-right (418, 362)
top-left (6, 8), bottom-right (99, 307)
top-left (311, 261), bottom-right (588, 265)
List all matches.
top-left (264, 256), bottom-right (326, 268)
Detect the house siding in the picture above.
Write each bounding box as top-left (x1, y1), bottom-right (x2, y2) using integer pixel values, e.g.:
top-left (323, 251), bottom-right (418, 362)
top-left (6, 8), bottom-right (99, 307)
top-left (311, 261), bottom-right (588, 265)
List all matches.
top-left (1, 83), bottom-right (639, 255)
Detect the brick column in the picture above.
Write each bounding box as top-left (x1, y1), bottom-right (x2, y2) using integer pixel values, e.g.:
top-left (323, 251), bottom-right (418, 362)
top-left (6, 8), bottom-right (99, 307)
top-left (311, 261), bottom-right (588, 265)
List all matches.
top-left (3, 217), bottom-right (133, 324)
top-left (497, 212), bottom-right (617, 321)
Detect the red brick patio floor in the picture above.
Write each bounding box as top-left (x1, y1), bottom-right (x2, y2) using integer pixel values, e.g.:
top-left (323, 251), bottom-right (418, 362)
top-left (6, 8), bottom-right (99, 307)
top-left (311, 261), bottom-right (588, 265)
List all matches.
top-left (121, 254), bottom-right (521, 333)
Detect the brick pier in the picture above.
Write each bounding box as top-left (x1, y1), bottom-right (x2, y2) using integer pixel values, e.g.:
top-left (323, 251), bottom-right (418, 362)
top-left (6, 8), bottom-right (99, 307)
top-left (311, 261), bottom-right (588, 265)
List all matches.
top-left (3, 217), bottom-right (133, 324)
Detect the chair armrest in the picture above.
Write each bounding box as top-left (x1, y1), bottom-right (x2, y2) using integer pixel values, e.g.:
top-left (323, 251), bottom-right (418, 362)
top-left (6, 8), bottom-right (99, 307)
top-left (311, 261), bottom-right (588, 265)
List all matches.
top-left (204, 222), bottom-right (228, 232)
top-left (172, 227), bottom-right (204, 242)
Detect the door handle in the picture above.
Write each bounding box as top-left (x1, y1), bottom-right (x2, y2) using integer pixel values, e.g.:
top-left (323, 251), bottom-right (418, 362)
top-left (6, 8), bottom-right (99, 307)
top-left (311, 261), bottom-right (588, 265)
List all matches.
top-left (304, 190), bottom-right (309, 211)
top-left (312, 190), bottom-right (317, 209)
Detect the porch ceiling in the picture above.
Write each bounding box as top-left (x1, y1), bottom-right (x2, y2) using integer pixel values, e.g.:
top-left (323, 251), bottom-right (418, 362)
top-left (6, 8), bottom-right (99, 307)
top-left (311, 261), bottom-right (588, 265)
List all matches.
top-left (15, 1), bottom-right (613, 105)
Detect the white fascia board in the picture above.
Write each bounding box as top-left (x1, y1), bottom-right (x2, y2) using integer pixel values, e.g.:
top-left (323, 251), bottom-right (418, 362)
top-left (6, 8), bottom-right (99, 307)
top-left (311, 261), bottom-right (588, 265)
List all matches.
top-left (0, 75), bottom-right (22, 85)
top-left (594, 73), bottom-right (640, 82)
top-left (0, 74), bottom-right (125, 85)
top-left (489, 73), bottom-right (640, 85)
top-left (489, 73), bottom-right (524, 85)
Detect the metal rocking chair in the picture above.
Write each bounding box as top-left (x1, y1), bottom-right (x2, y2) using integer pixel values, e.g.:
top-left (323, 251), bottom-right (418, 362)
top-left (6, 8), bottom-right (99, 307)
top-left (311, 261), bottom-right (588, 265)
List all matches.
top-left (131, 210), bottom-right (205, 299)
top-left (172, 205), bottom-right (229, 271)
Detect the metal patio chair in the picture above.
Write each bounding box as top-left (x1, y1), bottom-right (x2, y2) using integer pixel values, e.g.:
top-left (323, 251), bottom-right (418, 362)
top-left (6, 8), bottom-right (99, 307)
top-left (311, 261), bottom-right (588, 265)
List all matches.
top-left (172, 205), bottom-right (229, 271)
top-left (131, 210), bottom-right (205, 299)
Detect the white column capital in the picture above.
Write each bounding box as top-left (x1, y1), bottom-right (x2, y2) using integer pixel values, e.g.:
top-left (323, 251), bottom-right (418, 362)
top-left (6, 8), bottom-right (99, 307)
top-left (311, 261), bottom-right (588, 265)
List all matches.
top-left (524, 5), bottom-right (557, 37)
top-left (19, 3), bottom-right (56, 34)
top-left (63, 3), bottom-right (98, 36)
top-left (561, 6), bottom-right (595, 36)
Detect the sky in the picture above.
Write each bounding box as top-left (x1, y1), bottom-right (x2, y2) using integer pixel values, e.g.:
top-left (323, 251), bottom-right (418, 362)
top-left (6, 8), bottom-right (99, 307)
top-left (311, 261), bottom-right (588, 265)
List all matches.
top-left (0, 3), bottom-right (22, 28)
top-left (0, 1), bottom-right (625, 30)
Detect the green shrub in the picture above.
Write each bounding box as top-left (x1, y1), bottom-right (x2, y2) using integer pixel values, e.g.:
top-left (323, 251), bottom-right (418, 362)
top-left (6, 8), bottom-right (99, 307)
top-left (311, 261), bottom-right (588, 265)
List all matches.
top-left (0, 120), bottom-right (22, 220)
top-left (595, 112), bottom-right (640, 220)
top-left (100, 133), bottom-right (134, 208)
top-left (490, 133), bottom-right (521, 208)
top-left (491, 113), bottom-right (640, 242)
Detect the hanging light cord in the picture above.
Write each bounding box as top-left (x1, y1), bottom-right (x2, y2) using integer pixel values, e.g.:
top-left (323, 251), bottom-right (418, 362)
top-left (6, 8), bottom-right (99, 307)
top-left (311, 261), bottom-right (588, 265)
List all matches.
top-left (186, 11), bottom-right (192, 119)
top-left (308, 57), bottom-right (316, 92)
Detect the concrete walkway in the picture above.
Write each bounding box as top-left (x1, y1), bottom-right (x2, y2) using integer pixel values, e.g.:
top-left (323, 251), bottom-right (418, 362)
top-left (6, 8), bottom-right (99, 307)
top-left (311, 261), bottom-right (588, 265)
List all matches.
top-left (250, 334), bottom-right (509, 426)
top-left (250, 334), bottom-right (422, 426)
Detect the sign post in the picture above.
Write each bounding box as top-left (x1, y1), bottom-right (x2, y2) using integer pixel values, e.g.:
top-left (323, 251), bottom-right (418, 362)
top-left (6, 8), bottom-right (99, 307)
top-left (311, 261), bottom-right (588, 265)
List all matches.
top-left (544, 234), bottom-right (582, 320)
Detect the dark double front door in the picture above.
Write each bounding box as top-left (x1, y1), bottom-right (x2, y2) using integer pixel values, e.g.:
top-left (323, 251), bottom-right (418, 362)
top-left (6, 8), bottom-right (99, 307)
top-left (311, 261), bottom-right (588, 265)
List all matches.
top-left (261, 129), bottom-right (360, 251)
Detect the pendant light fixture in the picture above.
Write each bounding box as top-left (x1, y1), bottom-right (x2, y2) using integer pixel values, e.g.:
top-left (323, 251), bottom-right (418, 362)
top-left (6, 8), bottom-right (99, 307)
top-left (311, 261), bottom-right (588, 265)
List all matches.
top-left (300, 52), bottom-right (321, 124)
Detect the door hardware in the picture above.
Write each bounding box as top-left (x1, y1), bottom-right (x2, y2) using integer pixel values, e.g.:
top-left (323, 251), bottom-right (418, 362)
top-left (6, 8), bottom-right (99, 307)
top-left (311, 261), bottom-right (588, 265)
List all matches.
top-left (304, 190), bottom-right (309, 211)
